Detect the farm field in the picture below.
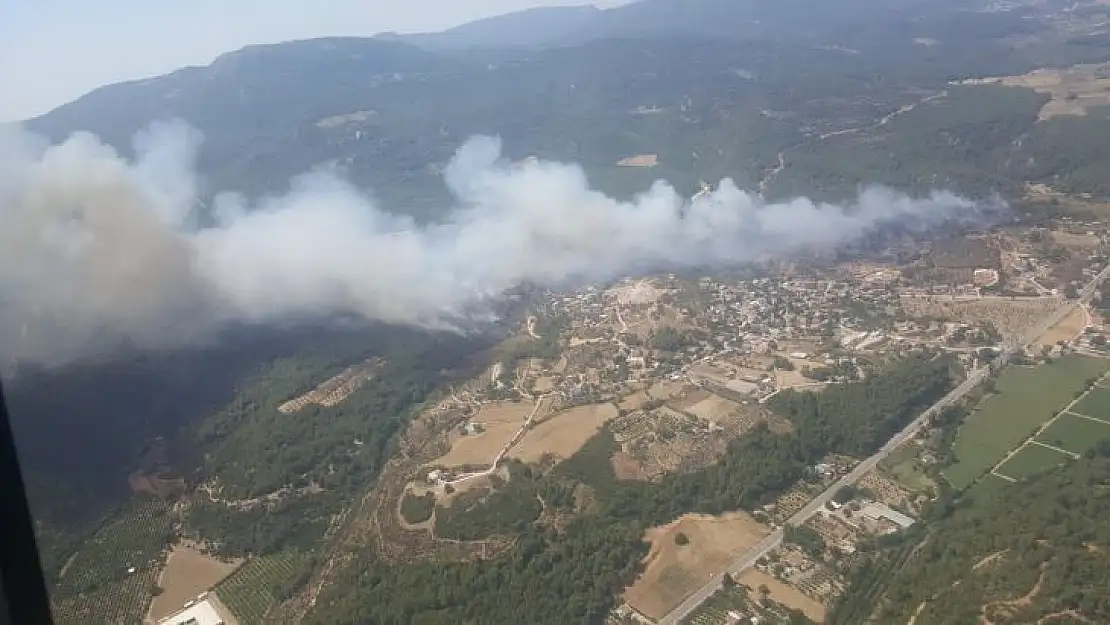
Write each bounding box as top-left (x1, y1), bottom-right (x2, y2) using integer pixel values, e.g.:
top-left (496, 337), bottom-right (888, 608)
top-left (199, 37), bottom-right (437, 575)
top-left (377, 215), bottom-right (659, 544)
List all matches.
top-left (432, 401), bottom-right (534, 468)
top-left (736, 569), bottom-right (827, 622)
top-left (618, 390), bottom-right (651, 411)
top-left (1036, 412), bottom-right (1110, 455)
top-left (900, 295), bottom-right (1061, 340)
top-left (214, 550), bottom-right (305, 624)
top-left (624, 512), bottom-right (770, 621)
top-left (995, 443), bottom-right (1071, 480)
top-left (681, 586), bottom-right (749, 625)
top-left (943, 355), bottom-right (1109, 489)
top-left (1034, 306), bottom-right (1087, 347)
top-left (50, 499), bottom-right (172, 625)
top-left (507, 402), bottom-right (619, 464)
top-left (970, 64), bottom-right (1110, 120)
top-left (1071, 386), bottom-right (1110, 421)
top-left (673, 391), bottom-right (741, 423)
top-left (149, 545), bottom-right (240, 621)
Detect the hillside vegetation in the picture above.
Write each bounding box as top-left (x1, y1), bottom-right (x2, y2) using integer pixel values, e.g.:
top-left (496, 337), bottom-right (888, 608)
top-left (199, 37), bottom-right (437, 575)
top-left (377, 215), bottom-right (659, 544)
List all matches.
top-left (830, 446), bottom-right (1110, 624)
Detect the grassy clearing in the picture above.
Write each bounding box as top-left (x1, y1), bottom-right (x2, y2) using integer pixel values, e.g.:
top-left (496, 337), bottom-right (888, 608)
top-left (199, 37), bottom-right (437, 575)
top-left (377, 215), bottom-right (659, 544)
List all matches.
top-left (879, 443), bottom-right (933, 491)
top-left (943, 355), bottom-right (1108, 489)
top-left (995, 444), bottom-right (1071, 481)
top-left (1036, 412), bottom-right (1110, 455)
top-left (1071, 386), bottom-right (1110, 421)
top-left (215, 550), bottom-right (305, 623)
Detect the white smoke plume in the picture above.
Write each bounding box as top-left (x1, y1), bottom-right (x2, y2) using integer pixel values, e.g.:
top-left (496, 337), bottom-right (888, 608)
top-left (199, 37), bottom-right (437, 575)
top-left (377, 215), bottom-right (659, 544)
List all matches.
top-left (0, 121), bottom-right (996, 368)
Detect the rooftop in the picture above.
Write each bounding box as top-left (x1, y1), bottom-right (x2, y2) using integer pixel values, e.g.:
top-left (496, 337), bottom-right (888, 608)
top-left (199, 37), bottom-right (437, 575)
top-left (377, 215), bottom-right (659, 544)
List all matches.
top-left (860, 502), bottom-right (916, 529)
top-left (157, 598), bottom-right (225, 625)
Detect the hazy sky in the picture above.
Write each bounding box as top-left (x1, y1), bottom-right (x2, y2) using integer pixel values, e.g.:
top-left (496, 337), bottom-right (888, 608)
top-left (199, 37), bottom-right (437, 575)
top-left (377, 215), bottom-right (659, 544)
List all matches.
top-left (0, 0), bottom-right (617, 122)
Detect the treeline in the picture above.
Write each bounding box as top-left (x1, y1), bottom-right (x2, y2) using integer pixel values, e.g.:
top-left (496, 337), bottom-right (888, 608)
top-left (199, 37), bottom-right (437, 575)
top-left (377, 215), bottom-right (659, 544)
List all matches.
top-left (829, 444), bottom-right (1110, 624)
top-left (306, 354), bottom-right (955, 624)
top-left (772, 350), bottom-right (954, 458)
top-left (308, 518), bottom-right (646, 625)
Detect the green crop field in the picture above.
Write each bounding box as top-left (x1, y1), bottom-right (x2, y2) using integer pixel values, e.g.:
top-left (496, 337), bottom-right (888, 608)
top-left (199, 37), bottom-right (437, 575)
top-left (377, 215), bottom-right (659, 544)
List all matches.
top-left (1037, 412), bottom-right (1110, 455)
top-left (1070, 386), bottom-right (1110, 421)
top-left (995, 444), bottom-right (1072, 481)
top-left (50, 498), bottom-right (172, 625)
top-left (215, 550), bottom-right (305, 623)
top-left (943, 355), bottom-right (1108, 490)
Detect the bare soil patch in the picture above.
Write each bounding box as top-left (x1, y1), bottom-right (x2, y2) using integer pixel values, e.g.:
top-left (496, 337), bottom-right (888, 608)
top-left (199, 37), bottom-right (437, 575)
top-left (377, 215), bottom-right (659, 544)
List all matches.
top-left (738, 569), bottom-right (827, 622)
top-left (965, 65), bottom-right (1110, 120)
top-left (1036, 306), bottom-right (1087, 347)
top-left (677, 392), bottom-right (740, 423)
top-left (648, 379), bottom-right (689, 400)
top-left (432, 401), bottom-right (533, 469)
top-left (616, 154), bottom-right (659, 167)
top-left (901, 295), bottom-right (1062, 340)
top-left (1051, 230), bottom-right (1101, 249)
top-left (624, 512), bottom-right (771, 621)
top-left (973, 550), bottom-right (1009, 571)
top-left (606, 280), bottom-right (667, 305)
top-left (150, 546), bottom-right (240, 622)
top-left (619, 390), bottom-right (652, 411)
top-left (981, 566), bottom-right (1046, 623)
top-left (508, 403), bottom-right (620, 464)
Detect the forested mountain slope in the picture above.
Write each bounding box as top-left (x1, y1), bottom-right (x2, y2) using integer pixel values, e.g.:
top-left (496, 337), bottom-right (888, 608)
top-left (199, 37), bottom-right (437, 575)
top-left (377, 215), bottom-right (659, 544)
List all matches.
top-left (24, 0), bottom-right (1110, 219)
top-left (830, 447), bottom-right (1110, 624)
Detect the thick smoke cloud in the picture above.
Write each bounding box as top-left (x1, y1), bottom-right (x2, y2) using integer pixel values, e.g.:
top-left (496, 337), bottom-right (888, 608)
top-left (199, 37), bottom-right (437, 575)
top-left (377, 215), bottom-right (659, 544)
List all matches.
top-left (0, 121), bottom-right (996, 368)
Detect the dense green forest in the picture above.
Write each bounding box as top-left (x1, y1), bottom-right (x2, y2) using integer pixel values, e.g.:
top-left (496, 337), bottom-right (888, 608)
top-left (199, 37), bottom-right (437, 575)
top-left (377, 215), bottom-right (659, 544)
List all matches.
top-left (180, 330), bottom-right (494, 557)
top-left (11, 324), bottom-right (414, 577)
top-left (829, 445), bottom-right (1110, 624)
top-left (306, 354), bottom-right (954, 623)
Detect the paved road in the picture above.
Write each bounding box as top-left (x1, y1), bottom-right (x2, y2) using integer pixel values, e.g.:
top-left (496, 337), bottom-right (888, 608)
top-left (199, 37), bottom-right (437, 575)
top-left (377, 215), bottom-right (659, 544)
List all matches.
top-left (657, 263), bottom-right (1110, 625)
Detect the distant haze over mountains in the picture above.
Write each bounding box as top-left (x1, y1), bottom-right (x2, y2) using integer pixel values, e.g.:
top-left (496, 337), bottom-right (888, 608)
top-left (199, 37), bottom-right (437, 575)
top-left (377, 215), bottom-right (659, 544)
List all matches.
top-left (3, 0), bottom-right (1054, 367)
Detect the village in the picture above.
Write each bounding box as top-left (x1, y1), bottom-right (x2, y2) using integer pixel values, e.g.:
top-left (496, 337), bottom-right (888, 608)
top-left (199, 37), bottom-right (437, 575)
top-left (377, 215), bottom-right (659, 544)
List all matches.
top-left (396, 215), bottom-right (1110, 625)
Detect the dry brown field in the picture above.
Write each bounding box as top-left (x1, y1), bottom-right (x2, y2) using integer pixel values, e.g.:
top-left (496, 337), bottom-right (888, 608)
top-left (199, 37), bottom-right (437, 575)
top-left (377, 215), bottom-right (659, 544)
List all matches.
top-left (508, 403), bottom-right (620, 464)
top-left (967, 65), bottom-right (1110, 120)
top-left (1051, 230), bottom-right (1101, 248)
top-left (1036, 306), bottom-right (1088, 347)
top-left (901, 295), bottom-right (1062, 339)
top-left (616, 154), bottom-right (659, 167)
top-left (431, 401), bottom-right (533, 468)
top-left (674, 391), bottom-right (740, 423)
top-left (150, 546), bottom-right (240, 622)
top-left (738, 569), bottom-right (827, 622)
top-left (619, 390), bottom-right (652, 411)
top-left (624, 512), bottom-right (771, 621)
top-left (648, 379), bottom-right (690, 400)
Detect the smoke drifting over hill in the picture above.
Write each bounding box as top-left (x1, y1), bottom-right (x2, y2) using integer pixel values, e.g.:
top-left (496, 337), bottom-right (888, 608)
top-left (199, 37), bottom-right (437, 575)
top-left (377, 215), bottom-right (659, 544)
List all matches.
top-left (0, 121), bottom-right (997, 367)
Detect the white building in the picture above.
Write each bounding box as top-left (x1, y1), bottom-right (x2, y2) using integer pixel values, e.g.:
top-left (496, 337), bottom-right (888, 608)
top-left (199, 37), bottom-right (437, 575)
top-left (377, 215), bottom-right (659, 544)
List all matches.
top-left (861, 502), bottom-right (916, 529)
top-left (158, 598), bottom-right (225, 625)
